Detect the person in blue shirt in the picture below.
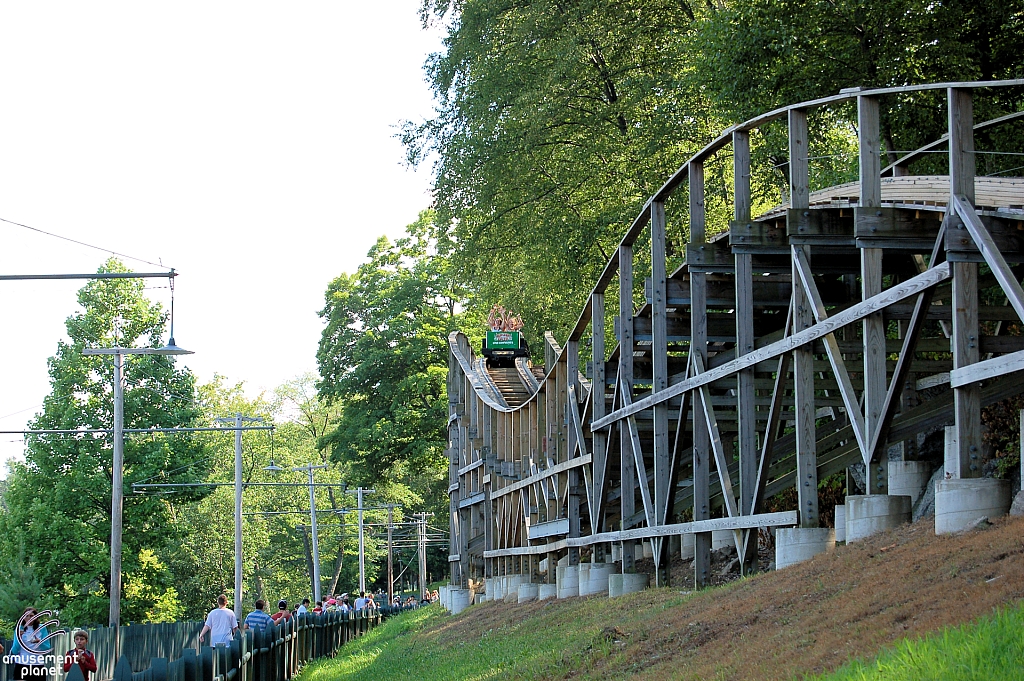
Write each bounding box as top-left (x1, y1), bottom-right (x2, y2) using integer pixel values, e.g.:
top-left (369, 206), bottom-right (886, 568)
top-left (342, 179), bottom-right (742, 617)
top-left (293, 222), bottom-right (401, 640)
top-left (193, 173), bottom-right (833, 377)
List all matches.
top-left (243, 600), bottom-right (275, 632)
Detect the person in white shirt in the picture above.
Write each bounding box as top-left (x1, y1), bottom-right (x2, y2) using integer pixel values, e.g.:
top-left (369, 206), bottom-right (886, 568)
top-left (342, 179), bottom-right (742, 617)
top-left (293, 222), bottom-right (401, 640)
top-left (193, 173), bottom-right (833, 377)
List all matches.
top-left (354, 592), bottom-right (367, 610)
top-left (200, 595), bottom-right (239, 646)
top-left (296, 598), bottom-right (310, 615)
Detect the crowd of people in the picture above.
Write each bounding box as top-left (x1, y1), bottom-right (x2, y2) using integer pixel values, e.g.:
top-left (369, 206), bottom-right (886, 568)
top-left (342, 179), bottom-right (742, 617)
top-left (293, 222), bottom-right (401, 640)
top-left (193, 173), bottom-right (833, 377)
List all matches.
top-left (200, 588), bottom-right (441, 644)
top-left (0, 587), bottom-right (442, 680)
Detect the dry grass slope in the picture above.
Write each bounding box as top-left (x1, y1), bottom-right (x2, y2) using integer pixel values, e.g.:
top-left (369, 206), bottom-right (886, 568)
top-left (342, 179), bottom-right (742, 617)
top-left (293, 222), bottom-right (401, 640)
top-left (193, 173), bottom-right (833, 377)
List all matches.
top-left (303, 515), bottom-right (1024, 681)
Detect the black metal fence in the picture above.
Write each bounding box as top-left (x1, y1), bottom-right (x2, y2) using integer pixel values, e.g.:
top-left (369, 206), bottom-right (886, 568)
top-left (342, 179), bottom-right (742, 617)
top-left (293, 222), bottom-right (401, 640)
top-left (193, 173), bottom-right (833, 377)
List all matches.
top-left (5, 607), bottom-right (415, 681)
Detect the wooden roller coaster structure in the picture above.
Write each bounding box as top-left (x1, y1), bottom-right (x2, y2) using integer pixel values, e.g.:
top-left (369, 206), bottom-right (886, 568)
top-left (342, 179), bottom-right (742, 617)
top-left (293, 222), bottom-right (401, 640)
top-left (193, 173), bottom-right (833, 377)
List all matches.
top-left (447, 80), bottom-right (1024, 590)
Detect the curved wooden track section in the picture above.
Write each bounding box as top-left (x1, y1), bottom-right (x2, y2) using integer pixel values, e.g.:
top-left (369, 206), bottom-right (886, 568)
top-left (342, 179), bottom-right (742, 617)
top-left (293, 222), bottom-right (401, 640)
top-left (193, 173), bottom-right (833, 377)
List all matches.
top-left (447, 80), bottom-right (1024, 590)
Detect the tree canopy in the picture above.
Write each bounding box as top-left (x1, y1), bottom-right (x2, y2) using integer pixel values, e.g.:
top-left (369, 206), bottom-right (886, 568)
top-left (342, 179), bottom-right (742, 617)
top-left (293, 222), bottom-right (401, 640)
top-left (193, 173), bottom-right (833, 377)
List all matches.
top-left (406, 0), bottom-right (1024, 338)
top-left (317, 211), bottom-right (479, 483)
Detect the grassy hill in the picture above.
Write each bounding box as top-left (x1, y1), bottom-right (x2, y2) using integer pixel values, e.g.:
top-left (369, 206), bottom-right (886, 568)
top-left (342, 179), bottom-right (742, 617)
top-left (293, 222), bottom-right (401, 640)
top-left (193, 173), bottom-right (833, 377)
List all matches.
top-left (298, 515), bottom-right (1024, 681)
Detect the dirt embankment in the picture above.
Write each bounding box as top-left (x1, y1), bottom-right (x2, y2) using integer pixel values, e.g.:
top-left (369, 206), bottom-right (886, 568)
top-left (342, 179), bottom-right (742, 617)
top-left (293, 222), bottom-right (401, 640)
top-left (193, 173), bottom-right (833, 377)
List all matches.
top-left (445, 515), bottom-right (1024, 680)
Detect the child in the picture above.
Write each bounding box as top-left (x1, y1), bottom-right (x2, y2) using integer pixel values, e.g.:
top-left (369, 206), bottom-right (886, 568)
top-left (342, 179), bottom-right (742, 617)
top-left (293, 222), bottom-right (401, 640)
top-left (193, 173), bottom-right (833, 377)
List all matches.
top-left (63, 631), bottom-right (98, 681)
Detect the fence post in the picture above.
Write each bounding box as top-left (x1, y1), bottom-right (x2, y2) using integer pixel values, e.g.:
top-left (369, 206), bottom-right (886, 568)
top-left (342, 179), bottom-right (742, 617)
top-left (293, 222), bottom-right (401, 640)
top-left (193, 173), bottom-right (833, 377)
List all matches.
top-left (199, 647), bottom-right (214, 681)
top-left (182, 648), bottom-right (198, 681)
top-left (150, 658), bottom-right (169, 681)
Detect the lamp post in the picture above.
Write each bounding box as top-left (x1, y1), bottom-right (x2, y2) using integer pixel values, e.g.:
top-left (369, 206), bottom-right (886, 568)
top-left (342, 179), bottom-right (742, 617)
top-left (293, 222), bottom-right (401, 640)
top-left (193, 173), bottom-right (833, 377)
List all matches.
top-left (83, 341), bottom-right (193, 629)
top-left (292, 463), bottom-right (328, 603)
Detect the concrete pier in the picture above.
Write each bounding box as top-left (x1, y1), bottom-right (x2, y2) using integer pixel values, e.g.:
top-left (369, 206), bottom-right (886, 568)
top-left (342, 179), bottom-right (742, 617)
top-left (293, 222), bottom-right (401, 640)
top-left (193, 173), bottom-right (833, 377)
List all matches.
top-left (845, 494), bottom-right (911, 542)
top-left (774, 527), bottom-right (834, 569)
top-left (888, 461), bottom-right (933, 506)
top-left (834, 504), bottom-right (846, 543)
top-left (517, 582), bottom-right (539, 602)
top-left (934, 478), bottom-right (1012, 534)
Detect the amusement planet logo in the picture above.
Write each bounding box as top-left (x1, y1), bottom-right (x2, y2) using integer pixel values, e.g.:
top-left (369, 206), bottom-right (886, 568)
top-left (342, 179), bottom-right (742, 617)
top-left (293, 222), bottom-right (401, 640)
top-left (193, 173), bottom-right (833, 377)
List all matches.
top-left (6, 610), bottom-right (67, 674)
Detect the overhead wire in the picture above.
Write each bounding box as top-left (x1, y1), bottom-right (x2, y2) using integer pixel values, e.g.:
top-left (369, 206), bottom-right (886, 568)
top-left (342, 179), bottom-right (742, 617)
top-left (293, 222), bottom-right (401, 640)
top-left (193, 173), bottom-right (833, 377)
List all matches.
top-left (0, 216), bottom-right (172, 270)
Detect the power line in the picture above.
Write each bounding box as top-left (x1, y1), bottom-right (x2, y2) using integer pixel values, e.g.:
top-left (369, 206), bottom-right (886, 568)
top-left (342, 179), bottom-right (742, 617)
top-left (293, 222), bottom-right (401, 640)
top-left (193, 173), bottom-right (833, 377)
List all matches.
top-left (0, 216), bottom-right (171, 270)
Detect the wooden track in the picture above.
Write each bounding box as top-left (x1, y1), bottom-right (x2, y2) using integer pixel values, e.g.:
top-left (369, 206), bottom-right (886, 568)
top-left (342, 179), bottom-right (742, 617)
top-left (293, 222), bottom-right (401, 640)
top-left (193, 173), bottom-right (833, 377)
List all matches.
top-left (446, 80), bottom-right (1024, 592)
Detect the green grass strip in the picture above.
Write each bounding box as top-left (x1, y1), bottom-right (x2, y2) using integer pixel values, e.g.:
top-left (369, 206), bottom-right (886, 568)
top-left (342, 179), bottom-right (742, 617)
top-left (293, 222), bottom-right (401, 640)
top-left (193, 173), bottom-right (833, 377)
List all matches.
top-left (810, 601), bottom-right (1024, 681)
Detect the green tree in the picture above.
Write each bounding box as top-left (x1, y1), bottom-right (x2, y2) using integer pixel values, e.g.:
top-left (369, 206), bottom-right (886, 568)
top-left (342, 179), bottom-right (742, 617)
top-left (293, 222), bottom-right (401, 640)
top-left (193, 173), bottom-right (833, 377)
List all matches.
top-left (0, 545), bottom-right (44, 630)
top-left (317, 211), bottom-right (476, 483)
top-left (0, 260), bottom-right (207, 626)
top-left (316, 211), bottom-right (477, 588)
top-left (408, 0), bottom-right (1024, 339)
top-left (405, 0), bottom-right (722, 337)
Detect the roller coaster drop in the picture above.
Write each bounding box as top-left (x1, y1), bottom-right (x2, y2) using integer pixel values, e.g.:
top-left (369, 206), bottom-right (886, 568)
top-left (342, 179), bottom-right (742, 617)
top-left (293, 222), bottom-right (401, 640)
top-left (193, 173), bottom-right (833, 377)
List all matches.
top-left (446, 81), bottom-right (1024, 601)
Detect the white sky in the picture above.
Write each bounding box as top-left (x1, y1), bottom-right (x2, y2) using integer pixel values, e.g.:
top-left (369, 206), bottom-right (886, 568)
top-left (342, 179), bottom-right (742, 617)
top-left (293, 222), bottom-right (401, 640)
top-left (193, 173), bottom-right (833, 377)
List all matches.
top-left (0, 2), bottom-right (445, 470)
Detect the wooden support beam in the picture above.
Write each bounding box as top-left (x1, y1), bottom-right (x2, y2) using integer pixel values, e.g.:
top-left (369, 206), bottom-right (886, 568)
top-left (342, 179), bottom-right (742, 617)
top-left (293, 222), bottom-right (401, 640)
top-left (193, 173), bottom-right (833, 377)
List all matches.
top-left (735, 128), bottom-right (758, 571)
top-left (792, 250), bottom-right (819, 527)
top-left (793, 246), bottom-right (869, 458)
top-left (867, 227), bottom-right (946, 464)
top-left (694, 354), bottom-right (739, 518)
top-left (591, 262), bottom-right (951, 431)
top-left (621, 377), bottom-right (655, 526)
top-left (651, 199), bottom-right (670, 585)
top-left (690, 159), bottom-right (712, 587)
top-left (859, 96), bottom-right (888, 492)
top-left (619, 241), bottom-right (637, 571)
top-left (949, 87), bottom-right (982, 479)
top-left (591, 292), bottom-right (608, 532)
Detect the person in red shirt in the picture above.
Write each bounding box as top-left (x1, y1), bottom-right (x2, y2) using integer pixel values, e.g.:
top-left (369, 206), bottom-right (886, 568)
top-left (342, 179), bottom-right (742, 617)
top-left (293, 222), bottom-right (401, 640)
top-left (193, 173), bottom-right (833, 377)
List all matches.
top-left (63, 631), bottom-right (98, 681)
top-left (270, 599), bottom-right (292, 623)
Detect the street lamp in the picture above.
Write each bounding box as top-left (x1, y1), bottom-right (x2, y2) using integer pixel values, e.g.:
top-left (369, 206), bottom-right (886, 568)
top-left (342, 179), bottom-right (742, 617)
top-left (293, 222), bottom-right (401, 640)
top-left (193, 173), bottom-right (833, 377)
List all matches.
top-left (83, 338), bottom-right (192, 628)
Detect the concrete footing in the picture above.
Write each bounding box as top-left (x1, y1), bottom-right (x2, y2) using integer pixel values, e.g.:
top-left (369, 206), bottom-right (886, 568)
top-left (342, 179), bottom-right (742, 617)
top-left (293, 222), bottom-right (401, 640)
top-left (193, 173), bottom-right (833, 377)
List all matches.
top-left (588, 564), bottom-right (613, 596)
top-left (621, 573), bottom-right (649, 594)
top-left (557, 565), bottom-right (579, 598)
top-left (834, 504), bottom-right (846, 543)
top-left (774, 527), bottom-right (834, 569)
top-left (711, 529), bottom-right (732, 551)
top-left (681, 533), bottom-right (695, 559)
top-left (577, 563), bottom-right (593, 594)
top-left (934, 477), bottom-right (1012, 534)
top-left (517, 583), bottom-right (539, 602)
top-left (538, 584), bottom-right (557, 600)
top-left (845, 494), bottom-right (911, 542)
top-left (608, 572), bottom-right (648, 597)
top-left (888, 461), bottom-right (933, 506)
top-left (450, 588), bottom-right (471, 615)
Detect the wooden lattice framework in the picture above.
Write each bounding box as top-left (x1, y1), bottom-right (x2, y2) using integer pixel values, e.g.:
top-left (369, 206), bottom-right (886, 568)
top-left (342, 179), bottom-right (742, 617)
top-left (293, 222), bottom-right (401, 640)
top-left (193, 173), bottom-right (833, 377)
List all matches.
top-left (447, 81), bottom-right (1024, 589)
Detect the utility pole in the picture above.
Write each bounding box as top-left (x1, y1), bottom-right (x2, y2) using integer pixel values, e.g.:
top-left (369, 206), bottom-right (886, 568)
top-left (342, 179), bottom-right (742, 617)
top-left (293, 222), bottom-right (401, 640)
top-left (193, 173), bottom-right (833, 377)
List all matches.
top-left (387, 501), bottom-right (395, 602)
top-left (214, 413), bottom-right (263, 619)
top-left (414, 512), bottom-right (434, 600)
top-left (294, 463), bottom-right (329, 603)
top-left (345, 487), bottom-right (375, 594)
top-left (110, 350), bottom-right (124, 629)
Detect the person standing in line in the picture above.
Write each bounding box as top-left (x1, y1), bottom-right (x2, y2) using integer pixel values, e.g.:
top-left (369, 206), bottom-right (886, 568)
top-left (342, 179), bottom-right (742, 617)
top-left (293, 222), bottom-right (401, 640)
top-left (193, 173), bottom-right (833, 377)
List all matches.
top-left (270, 599), bottom-right (292, 623)
top-left (296, 598), bottom-right (309, 615)
top-left (200, 595), bottom-right (238, 646)
top-left (243, 600), bottom-right (274, 632)
top-left (62, 631), bottom-right (98, 681)
top-left (354, 592), bottom-right (367, 610)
